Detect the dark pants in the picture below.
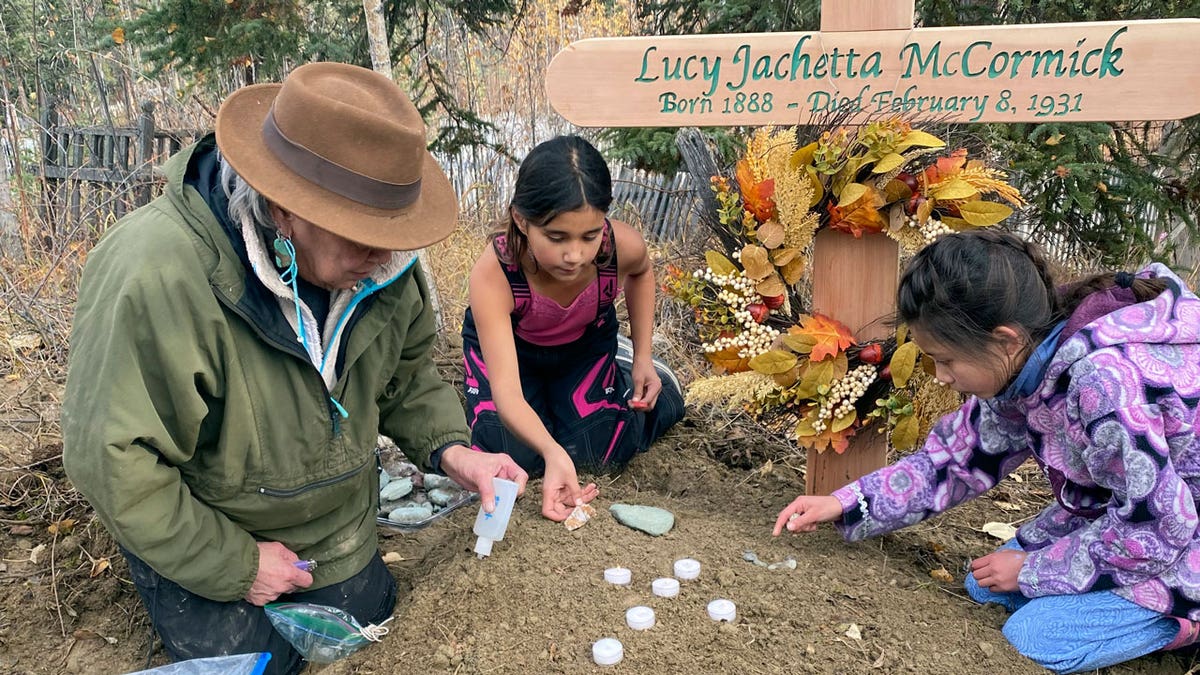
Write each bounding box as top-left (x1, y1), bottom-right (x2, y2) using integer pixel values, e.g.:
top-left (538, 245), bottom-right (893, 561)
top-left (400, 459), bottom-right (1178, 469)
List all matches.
top-left (462, 310), bottom-right (684, 476)
top-left (123, 548), bottom-right (397, 675)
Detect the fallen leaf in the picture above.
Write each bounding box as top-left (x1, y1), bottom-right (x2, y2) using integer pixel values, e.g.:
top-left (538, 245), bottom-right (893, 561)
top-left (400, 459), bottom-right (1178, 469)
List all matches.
top-left (992, 500), bottom-right (1022, 512)
top-left (930, 568), bottom-right (954, 583)
top-left (8, 333), bottom-right (41, 352)
top-left (48, 518), bottom-right (76, 535)
top-left (844, 623), bottom-right (862, 640)
top-left (89, 558), bottom-right (111, 578)
top-left (8, 525), bottom-right (34, 536)
top-left (381, 551), bottom-right (405, 564)
top-left (981, 521), bottom-right (1018, 541)
top-left (29, 543), bottom-right (46, 564)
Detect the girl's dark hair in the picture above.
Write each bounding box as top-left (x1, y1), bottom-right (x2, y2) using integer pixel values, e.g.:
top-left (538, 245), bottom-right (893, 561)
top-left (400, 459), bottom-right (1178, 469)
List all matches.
top-left (492, 135), bottom-right (614, 266)
top-left (898, 230), bottom-right (1167, 356)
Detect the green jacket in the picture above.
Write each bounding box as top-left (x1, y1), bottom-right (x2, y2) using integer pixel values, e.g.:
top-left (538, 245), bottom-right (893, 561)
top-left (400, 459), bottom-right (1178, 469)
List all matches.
top-left (63, 136), bottom-right (470, 601)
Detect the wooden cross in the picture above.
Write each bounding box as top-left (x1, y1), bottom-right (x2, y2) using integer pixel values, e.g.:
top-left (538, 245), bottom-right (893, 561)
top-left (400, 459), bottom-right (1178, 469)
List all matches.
top-left (546, 1), bottom-right (1200, 495)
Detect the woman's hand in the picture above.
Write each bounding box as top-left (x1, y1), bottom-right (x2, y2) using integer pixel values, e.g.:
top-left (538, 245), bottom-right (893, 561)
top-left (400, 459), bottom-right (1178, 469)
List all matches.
top-left (244, 541), bottom-right (313, 606)
top-left (628, 357), bottom-right (662, 411)
top-left (540, 449), bottom-right (599, 521)
top-left (970, 549), bottom-right (1027, 593)
top-left (439, 444), bottom-right (529, 511)
top-left (772, 495), bottom-right (844, 536)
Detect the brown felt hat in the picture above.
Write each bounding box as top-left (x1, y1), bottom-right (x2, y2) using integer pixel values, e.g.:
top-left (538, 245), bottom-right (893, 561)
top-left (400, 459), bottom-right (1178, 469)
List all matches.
top-left (215, 62), bottom-right (457, 251)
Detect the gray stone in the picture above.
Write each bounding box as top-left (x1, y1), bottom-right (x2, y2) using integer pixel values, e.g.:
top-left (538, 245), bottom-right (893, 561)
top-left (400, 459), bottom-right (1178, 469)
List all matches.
top-left (427, 488), bottom-right (458, 506)
top-left (609, 503), bottom-right (675, 536)
top-left (380, 477), bottom-right (413, 501)
top-left (423, 473), bottom-right (457, 491)
top-left (387, 503), bottom-right (434, 524)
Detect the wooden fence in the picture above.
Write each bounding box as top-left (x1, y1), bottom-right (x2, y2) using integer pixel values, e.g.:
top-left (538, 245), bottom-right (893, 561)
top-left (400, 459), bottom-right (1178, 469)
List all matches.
top-left (38, 102), bottom-right (202, 245)
top-left (35, 109), bottom-right (702, 246)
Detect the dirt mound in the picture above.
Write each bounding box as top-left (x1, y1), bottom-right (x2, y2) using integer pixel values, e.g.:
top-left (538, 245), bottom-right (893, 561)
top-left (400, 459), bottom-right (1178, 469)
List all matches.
top-left (1, 377), bottom-right (1196, 674)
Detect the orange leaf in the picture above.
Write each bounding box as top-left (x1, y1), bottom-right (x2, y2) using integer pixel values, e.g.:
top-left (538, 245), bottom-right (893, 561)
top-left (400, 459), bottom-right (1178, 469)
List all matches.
top-left (705, 346), bottom-right (751, 374)
top-left (826, 184), bottom-right (887, 238)
top-left (794, 313), bottom-right (856, 361)
top-left (736, 159), bottom-right (777, 222)
top-left (795, 410), bottom-right (856, 454)
top-left (923, 148), bottom-right (969, 186)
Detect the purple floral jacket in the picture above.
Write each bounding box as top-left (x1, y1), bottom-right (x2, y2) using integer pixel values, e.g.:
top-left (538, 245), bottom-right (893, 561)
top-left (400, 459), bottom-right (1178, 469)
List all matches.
top-left (832, 264), bottom-right (1200, 619)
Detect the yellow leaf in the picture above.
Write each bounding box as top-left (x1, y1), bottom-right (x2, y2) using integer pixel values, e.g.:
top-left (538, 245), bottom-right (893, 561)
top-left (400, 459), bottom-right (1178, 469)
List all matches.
top-left (891, 414), bottom-right (920, 450)
top-left (757, 220), bottom-right (785, 249)
top-left (896, 324), bottom-right (908, 344)
top-left (740, 245), bottom-right (772, 280)
top-left (916, 197), bottom-right (934, 225)
top-left (806, 167), bottom-right (824, 207)
top-left (790, 142), bottom-right (818, 169)
top-left (796, 359), bottom-right (835, 399)
top-left (756, 275), bottom-right (785, 297)
top-left (872, 152), bottom-right (906, 174)
top-left (939, 215), bottom-right (970, 230)
top-left (890, 342), bottom-right (920, 388)
top-left (111, 27), bottom-right (125, 45)
top-left (749, 349), bottom-right (797, 375)
top-left (781, 257), bottom-right (806, 285)
top-left (897, 130), bottom-right (946, 150)
top-left (837, 182), bottom-right (869, 209)
top-left (957, 200), bottom-right (1014, 227)
top-left (1044, 133), bottom-right (1064, 146)
top-left (930, 179), bottom-right (979, 201)
top-left (782, 334), bottom-right (815, 354)
top-left (705, 250), bottom-right (738, 277)
top-left (930, 568), bottom-right (954, 583)
top-left (773, 366), bottom-right (800, 388)
top-left (831, 408), bottom-right (857, 433)
top-left (883, 178), bottom-right (914, 204)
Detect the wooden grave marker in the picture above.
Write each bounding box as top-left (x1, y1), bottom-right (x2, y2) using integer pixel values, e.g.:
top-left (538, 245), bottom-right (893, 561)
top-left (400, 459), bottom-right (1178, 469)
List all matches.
top-left (545, 0), bottom-right (1200, 495)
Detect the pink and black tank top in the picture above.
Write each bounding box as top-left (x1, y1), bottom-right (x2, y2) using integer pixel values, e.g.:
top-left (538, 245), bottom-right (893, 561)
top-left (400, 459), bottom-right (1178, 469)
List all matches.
top-left (493, 220), bottom-right (618, 346)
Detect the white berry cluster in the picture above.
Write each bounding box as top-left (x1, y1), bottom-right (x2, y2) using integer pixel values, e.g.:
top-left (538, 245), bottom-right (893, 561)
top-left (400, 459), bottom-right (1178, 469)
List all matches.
top-left (904, 214), bottom-right (954, 244)
top-left (703, 323), bottom-right (780, 359)
top-left (693, 262), bottom-right (781, 359)
top-left (812, 365), bottom-right (877, 434)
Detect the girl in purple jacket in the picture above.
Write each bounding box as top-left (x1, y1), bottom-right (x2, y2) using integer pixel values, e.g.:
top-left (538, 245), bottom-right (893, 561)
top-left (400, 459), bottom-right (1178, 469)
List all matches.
top-left (774, 230), bottom-right (1200, 673)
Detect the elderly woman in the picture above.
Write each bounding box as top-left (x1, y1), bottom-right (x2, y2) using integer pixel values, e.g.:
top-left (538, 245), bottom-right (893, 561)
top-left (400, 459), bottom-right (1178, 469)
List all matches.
top-left (62, 63), bottom-right (526, 674)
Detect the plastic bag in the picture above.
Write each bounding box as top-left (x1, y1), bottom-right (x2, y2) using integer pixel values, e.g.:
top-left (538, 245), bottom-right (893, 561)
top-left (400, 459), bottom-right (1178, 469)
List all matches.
top-left (124, 652), bottom-right (271, 675)
top-left (264, 602), bottom-right (391, 664)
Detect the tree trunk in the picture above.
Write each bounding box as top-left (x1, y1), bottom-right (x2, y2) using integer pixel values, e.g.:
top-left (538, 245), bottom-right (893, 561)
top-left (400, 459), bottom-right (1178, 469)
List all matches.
top-left (361, 0), bottom-right (444, 326)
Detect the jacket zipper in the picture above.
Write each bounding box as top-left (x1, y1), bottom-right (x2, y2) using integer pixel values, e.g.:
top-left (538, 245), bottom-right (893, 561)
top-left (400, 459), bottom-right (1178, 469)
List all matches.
top-left (212, 284), bottom-right (343, 436)
top-left (257, 462), bottom-right (367, 498)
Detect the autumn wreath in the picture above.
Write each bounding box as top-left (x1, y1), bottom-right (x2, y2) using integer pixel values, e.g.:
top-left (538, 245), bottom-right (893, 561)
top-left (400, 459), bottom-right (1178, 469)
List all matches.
top-left (665, 120), bottom-right (1024, 454)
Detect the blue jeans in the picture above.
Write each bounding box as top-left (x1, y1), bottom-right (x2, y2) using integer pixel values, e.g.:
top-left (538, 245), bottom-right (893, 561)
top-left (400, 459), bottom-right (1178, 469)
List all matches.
top-left (965, 540), bottom-right (1177, 674)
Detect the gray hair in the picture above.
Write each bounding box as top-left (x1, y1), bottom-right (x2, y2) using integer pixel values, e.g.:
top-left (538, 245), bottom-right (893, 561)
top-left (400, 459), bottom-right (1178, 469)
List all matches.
top-left (218, 152), bottom-right (277, 237)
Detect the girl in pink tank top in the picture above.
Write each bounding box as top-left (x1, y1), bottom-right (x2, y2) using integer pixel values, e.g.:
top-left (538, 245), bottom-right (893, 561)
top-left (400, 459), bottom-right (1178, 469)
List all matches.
top-left (457, 136), bottom-right (684, 522)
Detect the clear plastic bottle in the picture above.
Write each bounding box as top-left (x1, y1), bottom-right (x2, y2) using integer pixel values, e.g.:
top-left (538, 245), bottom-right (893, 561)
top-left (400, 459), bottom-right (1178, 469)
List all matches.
top-left (473, 477), bottom-right (519, 558)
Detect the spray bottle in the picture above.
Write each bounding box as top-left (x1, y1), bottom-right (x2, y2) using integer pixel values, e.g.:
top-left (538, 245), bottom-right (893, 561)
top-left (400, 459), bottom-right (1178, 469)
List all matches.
top-left (473, 477), bottom-right (518, 558)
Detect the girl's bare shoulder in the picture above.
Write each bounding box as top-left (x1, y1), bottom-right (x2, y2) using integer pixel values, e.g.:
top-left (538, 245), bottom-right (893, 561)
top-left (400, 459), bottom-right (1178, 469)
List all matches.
top-left (608, 218), bottom-right (650, 272)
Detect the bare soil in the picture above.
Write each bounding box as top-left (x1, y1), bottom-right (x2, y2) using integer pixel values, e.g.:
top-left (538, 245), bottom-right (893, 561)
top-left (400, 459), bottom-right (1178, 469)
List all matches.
top-left (2, 376), bottom-right (1199, 675)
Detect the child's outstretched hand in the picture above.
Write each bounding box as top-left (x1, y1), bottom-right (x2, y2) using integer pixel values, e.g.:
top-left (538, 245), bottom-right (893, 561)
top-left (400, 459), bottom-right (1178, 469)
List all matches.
top-left (628, 359), bottom-right (662, 411)
top-left (541, 450), bottom-right (599, 522)
top-left (772, 495), bottom-right (843, 536)
top-left (969, 548), bottom-right (1027, 593)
